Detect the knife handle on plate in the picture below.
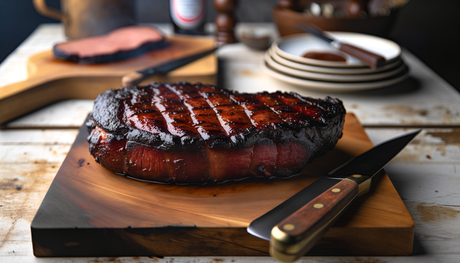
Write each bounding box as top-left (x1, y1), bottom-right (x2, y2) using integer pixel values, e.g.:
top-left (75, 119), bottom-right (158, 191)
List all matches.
top-left (337, 43), bottom-right (386, 70)
top-left (270, 175), bottom-right (370, 262)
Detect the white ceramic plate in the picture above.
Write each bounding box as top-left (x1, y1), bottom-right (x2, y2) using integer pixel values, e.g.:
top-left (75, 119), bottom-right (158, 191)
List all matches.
top-left (268, 47), bottom-right (403, 75)
top-left (264, 52), bottom-right (407, 82)
top-left (261, 60), bottom-right (410, 92)
top-left (273, 32), bottom-right (401, 68)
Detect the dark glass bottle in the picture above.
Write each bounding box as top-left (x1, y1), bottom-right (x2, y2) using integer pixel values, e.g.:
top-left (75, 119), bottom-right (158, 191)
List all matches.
top-left (170, 0), bottom-right (206, 35)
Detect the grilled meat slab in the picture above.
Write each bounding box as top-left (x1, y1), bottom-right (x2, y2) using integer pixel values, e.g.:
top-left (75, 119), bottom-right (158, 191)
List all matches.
top-left (54, 26), bottom-right (168, 64)
top-left (87, 82), bottom-right (346, 184)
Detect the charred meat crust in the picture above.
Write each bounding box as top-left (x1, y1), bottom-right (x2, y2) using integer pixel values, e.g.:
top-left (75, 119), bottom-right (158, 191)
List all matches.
top-left (89, 82), bottom-right (345, 150)
top-left (87, 82), bottom-right (346, 183)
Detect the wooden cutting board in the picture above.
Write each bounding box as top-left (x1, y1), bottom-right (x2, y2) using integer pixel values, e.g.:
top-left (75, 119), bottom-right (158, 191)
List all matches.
top-left (31, 113), bottom-right (414, 257)
top-left (0, 35), bottom-right (216, 124)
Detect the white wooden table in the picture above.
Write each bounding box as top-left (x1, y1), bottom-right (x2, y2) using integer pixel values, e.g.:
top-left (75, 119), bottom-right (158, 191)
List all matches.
top-left (1, 24), bottom-right (459, 263)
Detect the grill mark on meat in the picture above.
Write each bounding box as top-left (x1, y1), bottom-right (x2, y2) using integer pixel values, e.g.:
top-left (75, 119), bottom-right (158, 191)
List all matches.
top-left (152, 86), bottom-right (199, 140)
top-left (166, 83), bottom-right (227, 141)
top-left (123, 87), bottom-right (167, 134)
top-left (200, 89), bottom-right (254, 141)
top-left (274, 93), bottom-right (325, 122)
top-left (124, 103), bottom-right (165, 134)
top-left (230, 93), bottom-right (283, 129)
top-left (255, 93), bottom-right (311, 129)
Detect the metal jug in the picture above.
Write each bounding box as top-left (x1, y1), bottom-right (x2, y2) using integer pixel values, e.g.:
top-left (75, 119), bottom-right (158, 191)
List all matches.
top-left (33, 0), bottom-right (136, 39)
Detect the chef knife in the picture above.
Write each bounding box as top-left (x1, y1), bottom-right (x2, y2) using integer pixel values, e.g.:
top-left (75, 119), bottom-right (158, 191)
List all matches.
top-left (247, 129), bottom-right (420, 262)
top-left (298, 23), bottom-right (386, 69)
top-left (122, 47), bottom-right (217, 86)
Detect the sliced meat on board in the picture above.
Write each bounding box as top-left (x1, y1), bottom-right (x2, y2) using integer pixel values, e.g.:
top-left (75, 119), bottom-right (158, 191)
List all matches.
top-left (53, 26), bottom-right (168, 63)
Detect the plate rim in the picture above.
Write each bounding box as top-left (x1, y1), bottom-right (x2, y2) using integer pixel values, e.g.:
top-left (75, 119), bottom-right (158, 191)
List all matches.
top-left (273, 32), bottom-right (401, 68)
top-left (260, 60), bottom-right (410, 92)
top-left (268, 47), bottom-right (403, 75)
top-left (264, 51), bottom-right (407, 83)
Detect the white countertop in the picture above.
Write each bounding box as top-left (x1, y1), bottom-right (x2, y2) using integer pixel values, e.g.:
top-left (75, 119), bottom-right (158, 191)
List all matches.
top-left (0, 23), bottom-right (459, 263)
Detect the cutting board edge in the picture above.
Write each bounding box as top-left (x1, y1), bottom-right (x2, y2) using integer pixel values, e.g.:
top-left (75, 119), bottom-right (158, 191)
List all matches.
top-left (30, 113), bottom-right (415, 257)
top-left (31, 224), bottom-right (414, 257)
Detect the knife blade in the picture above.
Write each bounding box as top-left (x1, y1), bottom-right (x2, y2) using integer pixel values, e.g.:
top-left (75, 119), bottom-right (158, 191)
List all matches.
top-left (121, 47), bottom-right (217, 86)
top-left (298, 23), bottom-right (387, 69)
top-left (247, 129), bottom-right (421, 262)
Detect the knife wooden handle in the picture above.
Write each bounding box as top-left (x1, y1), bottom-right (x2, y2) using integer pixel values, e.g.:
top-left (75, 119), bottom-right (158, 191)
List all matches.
top-left (338, 43), bottom-right (386, 70)
top-left (270, 178), bottom-right (360, 262)
top-left (122, 67), bottom-right (158, 86)
top-left (122, 71), bottom-right (145, 86)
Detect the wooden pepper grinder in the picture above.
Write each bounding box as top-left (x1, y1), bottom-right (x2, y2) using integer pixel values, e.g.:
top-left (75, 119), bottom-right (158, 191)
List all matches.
top-left (214, 0), bottom-right (238, 46)
top-left (347, 0), bottom-right (369, 17)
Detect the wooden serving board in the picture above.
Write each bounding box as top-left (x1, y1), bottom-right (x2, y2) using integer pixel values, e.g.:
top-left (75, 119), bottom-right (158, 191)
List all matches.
top-left (31, 113), bottom-right (414, 257)
top-left (0, 35), bottom-right (216, 124)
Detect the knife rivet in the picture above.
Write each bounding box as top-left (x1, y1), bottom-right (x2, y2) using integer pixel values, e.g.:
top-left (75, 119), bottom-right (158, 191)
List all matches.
top-left (352, 174), bottom-right (362, 178)
top-left (283, 224), bottom-right (295, 231)
top-left (313, 203), bottom-right (324, 209)
top-left (332, 188), bottom-right (341, 193)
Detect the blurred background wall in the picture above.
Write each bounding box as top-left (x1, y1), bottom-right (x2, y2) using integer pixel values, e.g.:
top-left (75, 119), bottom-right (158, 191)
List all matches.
top-left (0, 0), bottom-right (458, 91)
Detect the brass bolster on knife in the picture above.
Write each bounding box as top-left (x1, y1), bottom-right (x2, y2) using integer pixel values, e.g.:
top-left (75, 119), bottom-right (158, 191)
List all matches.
top-left (269, 175), bottom-right (371, 262)
top-left (345, 174), bottom-right (372, 197)
top-left (270, 193), bottom-right (359, 262)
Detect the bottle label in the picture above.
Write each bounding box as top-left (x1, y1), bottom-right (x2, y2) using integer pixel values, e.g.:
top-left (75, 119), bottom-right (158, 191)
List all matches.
top-left (170, 0), bottom-right (205, 29)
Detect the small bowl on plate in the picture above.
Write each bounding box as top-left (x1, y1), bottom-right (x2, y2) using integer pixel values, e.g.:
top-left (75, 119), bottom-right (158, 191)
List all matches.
top-left (238, 30), bottom-right (272, 51)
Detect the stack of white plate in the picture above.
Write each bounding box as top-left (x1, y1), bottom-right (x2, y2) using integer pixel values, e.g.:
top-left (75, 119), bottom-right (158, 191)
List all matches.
top-left (262, 32), bottom-right (409, 92)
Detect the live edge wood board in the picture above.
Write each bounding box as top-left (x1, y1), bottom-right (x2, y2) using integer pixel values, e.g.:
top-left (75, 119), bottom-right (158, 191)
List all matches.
top-left (0, 35), bottom-right (216, 124)
top-left (31, 113), bottom-right (414, 257)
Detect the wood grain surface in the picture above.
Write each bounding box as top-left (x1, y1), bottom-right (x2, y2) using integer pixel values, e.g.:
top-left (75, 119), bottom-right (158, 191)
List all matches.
top-left (30, 113), bottom-right (414, 257)
top-left (0, 35), bottom-right (216, 124)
